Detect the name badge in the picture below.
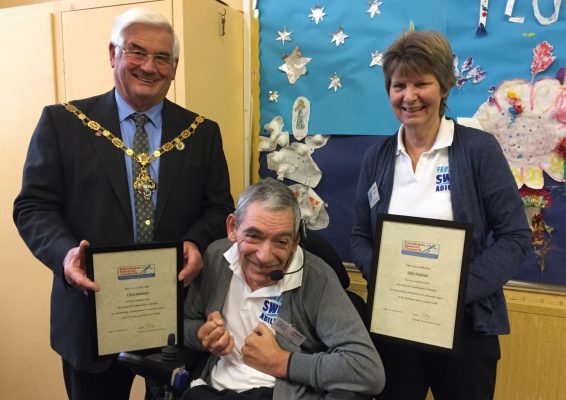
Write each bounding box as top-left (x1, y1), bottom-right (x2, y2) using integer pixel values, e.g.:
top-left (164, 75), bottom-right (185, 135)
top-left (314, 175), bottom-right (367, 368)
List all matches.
top-left (368, 182), bottom-right (380, 208)
top-left (273, 317), bottom-right (306, 347)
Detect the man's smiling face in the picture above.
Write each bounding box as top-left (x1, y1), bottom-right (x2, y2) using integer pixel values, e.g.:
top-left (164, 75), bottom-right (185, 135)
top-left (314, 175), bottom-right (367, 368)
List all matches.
top-left (110, 23), bottom-right (177, 111)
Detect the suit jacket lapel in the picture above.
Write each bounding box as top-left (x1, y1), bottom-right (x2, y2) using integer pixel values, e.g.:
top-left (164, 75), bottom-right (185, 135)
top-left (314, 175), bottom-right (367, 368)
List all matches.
top-left (82, 91), bottom-right (132, 225)
top-left (154, 99), bottom-right (192, 227)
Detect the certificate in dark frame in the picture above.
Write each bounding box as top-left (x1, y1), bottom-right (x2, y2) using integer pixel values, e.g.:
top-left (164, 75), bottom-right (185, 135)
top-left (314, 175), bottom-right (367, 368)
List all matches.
top-left (366, 214), bottom-right (472, 354)
top-left (85, 241), bottom-right (183, 359)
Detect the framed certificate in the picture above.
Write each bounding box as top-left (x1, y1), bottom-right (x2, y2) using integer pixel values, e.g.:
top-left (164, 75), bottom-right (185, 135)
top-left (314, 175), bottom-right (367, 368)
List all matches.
top-left (367, 214), bottom-right (472, 352)
top-left (86, 242), bottom-right (183, 358)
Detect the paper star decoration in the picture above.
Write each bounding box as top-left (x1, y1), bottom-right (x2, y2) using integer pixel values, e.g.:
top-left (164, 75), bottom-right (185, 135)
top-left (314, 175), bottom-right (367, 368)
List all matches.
top-left (268, 90), bottom-right (279, 102)
top-left (331, 27), bottom-right (349, 46)
top-left (370, 51), bottom-right (383, 67)
top-left (367, 1), bottom-right (383, 19)
top-left (309, 5), bottom-right (326, 24)
top-left (328, 73), bottom-right (342, 92)
top-left (276, 27), bottom-right (292, 45)
top-left (279, 47), bottom-right (312, 84)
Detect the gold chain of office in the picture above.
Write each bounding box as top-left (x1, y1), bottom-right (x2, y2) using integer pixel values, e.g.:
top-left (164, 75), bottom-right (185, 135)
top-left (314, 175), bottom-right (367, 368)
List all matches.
top-left (62, 102), bottom-right (204, 201)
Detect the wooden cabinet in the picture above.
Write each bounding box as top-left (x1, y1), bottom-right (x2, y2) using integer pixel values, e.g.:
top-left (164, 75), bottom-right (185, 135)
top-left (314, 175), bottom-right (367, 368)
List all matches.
top-left (0, 1), bottom-right (247, 398)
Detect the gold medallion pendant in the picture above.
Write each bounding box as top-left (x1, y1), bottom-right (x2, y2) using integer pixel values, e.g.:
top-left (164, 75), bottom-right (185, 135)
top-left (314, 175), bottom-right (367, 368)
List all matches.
top-left (134, 167), bottom-right (157, 201)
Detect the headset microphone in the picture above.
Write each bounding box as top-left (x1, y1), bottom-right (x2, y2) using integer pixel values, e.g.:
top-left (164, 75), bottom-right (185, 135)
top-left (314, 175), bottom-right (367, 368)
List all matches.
top-left (270, 219), bottom-right (307, 282)
top-left (270, 264), bottom-right (304, 281)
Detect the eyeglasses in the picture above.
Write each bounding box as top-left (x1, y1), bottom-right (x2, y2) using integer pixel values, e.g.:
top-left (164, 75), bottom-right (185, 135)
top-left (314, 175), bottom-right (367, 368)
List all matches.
top-left (120, 48), bottom-right (174, 67)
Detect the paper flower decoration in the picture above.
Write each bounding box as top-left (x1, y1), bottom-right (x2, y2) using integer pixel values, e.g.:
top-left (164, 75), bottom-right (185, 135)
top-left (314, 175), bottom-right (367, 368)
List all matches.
top-left (506, 90), bottom-right (524, 125)
top-left (519, 187), bottom-right (552, 209)
top-left (474, 78), bottom-right (566, 189)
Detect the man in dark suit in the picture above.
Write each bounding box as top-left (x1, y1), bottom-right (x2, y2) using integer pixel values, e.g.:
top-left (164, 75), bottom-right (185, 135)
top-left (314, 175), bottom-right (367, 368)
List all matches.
top-left (13, 7), bottom-right (234, 400)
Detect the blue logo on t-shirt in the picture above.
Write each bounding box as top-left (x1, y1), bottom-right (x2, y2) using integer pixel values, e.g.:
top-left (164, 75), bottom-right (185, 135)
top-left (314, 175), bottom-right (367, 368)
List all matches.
top-left (435, 166), bottom-right (450, 192)
top-left (259, 295), bottom-right (283, 326)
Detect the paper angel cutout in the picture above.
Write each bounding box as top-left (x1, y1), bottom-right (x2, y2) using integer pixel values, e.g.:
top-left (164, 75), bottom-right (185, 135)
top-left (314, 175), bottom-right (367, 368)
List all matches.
top-left (289, 184), bottom-right (329, 230)
top-left (474, 78), bottom-right (566, 189)
top-left (292, 97), bottom-right (310, 141)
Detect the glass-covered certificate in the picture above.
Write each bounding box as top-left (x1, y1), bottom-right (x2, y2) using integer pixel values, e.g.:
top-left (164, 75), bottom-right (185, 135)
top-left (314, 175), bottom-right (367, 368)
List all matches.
top-left (86, 242), bottom-right (183, 358)
top-left (367, 214), bottom-right (472, 352)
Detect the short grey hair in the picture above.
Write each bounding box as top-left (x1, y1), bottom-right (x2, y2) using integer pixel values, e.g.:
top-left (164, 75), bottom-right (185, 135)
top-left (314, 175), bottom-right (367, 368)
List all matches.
top-left (110, 7), bottom-right (180, 59)
top-left (234, 178), bottom-right (301, 236)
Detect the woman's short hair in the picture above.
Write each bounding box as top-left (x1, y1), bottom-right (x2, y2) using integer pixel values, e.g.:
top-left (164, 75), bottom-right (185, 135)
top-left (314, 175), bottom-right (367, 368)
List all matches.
top-left (111, 7), bottom-right (180, 60)
top-left (382, 30), bottom-right (456, 116)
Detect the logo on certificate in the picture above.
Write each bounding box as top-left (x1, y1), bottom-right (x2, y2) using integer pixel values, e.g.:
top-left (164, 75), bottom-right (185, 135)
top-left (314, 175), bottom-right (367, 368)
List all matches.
top-left (401, 241), bottom-right (440, 259)
top-left (117, 264), bottom-right (156, 280)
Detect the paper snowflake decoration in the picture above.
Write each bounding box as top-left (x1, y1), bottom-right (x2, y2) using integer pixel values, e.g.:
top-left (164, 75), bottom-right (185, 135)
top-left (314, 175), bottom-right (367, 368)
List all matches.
top-left (268, 90), bottom-right (279, 102)
top-left (328, 73), bottom-right (342, 92)
top-left (276, 27), bottom-right (292, 45)
top-left (370, 51), bottom-right (383, 67)
top-left (309, 5), bottom-right (326, 24)
top-left (279, 46), bottom-right (312, 84)
top-left (331, 27), bottom-right (349, 46)
top-left (367, 1), bottom-right (383, 19)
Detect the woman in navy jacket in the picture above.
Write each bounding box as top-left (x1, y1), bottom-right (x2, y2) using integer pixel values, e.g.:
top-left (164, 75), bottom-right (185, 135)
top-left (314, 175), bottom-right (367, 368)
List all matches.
top-left (350, 31), bottom-right (531, 400)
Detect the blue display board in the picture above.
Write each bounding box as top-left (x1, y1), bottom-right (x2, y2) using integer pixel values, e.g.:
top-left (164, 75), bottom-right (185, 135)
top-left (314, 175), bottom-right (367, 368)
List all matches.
top-left (257, 0), bottom-right (566, 286)
top-left (258, 0), bottom-right (564, 135)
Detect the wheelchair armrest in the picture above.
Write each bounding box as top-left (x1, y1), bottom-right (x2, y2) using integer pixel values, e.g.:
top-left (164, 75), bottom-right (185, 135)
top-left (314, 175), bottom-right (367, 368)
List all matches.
top-left (118, 351), bottom-right (179, 386)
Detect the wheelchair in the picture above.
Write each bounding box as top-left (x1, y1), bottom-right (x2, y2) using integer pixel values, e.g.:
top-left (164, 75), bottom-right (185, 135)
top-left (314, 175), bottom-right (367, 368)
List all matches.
top-left (118, 334), bottom-right (190, 400)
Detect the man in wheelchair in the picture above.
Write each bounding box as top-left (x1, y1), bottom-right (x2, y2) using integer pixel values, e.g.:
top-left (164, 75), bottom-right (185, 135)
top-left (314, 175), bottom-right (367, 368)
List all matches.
top-left (182, 178), bottom-right (385, 400)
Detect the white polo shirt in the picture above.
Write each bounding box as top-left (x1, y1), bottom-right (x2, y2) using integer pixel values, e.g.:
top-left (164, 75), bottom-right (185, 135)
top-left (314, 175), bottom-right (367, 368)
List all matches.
top-left (388, 117), bottom-right (454, 221)
top-left (210, 243), bottom-right (303, 391)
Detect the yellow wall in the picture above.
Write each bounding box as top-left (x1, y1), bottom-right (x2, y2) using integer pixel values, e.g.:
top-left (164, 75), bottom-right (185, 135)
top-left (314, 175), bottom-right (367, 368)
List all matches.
top-left (496, 288), bottom-right (566, 400)
top-left (0, 9), bottom-right (64, 399)
top-left (182, 0), bottom-right (246, 199)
